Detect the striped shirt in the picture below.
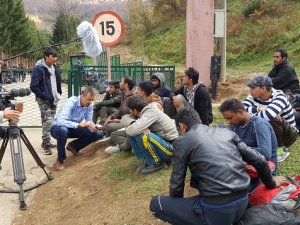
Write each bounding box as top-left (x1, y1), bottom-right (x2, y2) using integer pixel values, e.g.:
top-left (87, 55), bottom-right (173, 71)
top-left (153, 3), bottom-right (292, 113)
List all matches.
top-left (243, 88), bottom-right (296, 128)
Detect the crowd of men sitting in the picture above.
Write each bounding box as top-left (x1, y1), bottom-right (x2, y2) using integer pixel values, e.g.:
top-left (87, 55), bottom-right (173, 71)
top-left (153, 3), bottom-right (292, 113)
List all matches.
top-left (30, 47), bottom-right (299, 225)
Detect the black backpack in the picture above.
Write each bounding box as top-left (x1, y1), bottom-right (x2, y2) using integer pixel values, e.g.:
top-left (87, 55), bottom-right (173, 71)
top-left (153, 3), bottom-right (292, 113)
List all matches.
top-left (238, 204), bottom-right (300, 225)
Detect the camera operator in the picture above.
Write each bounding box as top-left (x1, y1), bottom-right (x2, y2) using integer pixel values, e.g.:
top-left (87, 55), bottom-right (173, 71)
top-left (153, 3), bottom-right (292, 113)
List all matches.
top-left (0, 107), bottom-right (20, 122)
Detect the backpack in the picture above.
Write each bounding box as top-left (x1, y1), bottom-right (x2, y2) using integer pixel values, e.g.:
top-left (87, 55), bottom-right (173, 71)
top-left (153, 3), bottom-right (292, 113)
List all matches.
top-left (249, 177), bottom-right (300, 211)
top-left (244, 161), bottom-right (276, 180)
top-left (269, 115), bottom-right (298, 147)
top-left (238, 204), bottom-right (300, 225)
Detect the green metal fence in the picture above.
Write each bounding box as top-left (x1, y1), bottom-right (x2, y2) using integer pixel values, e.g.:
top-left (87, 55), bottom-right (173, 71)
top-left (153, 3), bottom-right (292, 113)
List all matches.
top-left (68, 65), bottom-right (176, 97)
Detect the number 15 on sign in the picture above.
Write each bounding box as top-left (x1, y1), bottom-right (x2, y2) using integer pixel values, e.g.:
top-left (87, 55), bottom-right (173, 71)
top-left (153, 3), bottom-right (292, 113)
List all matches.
top-left (92, 11), bottom-right (125, 47)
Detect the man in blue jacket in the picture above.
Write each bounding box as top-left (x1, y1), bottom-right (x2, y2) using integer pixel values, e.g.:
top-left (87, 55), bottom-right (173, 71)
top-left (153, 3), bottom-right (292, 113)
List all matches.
top-left (30, 47), bottom-right (62, 155)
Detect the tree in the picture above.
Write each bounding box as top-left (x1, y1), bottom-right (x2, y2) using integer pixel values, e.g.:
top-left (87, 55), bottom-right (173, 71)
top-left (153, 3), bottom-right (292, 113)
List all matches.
top-left (51, 0), bottom-right (80, 44)
top-left (0, 0), bottom-right (39, 55)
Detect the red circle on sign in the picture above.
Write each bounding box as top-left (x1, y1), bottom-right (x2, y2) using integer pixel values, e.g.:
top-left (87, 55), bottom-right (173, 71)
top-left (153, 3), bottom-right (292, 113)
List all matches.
top-left (92, 11), bottom-right (125, 47)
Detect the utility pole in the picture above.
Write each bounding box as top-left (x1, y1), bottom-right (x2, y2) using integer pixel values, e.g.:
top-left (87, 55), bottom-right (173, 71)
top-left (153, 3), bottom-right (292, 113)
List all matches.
top-left (214, 0), bottom-right (227, 82)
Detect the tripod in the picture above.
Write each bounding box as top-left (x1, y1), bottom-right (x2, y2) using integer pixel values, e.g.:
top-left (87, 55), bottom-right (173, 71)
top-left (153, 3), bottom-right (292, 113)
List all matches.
top-left (0, 125), bottom-right (52, 210)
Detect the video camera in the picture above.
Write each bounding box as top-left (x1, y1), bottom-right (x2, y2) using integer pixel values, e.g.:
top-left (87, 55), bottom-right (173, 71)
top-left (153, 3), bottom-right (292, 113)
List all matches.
top-left (0, 87), bottom-right (31, 111)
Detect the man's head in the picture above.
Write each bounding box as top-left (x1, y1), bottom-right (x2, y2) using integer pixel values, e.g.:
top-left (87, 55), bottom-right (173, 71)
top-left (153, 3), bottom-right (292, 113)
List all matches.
top-left (183, 67), bottom-right (199, 86)
top-left (246, 75), bottom-right (273, 99)
top-left (80, 86), bottom-right (97, 107)
top-left (219, 98), bottom-right (249, 126)
top-left (273, 48), bottom-right (288, 66)
top-left (127, 95), bottom-right (148, 118)
top-left (120, 76), bottom-right (135, 92)
top-left (151, 72), bottom-right (165, 89)
top-left (175, 108), bottom-right (201, 135)
top-left (43, 47), bottom-right (58, 66)
top-left (107, 80), bottom-right (120, 94)
top-left (137, 80), bottom-right (153, 97)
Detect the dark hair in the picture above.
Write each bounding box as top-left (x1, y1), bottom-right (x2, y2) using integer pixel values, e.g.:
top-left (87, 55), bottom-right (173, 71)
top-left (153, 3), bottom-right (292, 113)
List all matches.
top-left (185, 67), bottom-right (199, 85)
top-left (276, 48), bottom-right (288, 59)
top-left (108, 80), bottom-right (120, 89)
top-left (127, 95), bottom-right (147, 112)
top-left (219, 98), bottom-right (246, 113)
top-left (44, 47), bottom-right (57, 58)
top-left (175, 108), bottom-right (201, 131)
top-left (139, 80), bottom-right (153, 96)
top-left (123, 76), bottom-right (135, 90)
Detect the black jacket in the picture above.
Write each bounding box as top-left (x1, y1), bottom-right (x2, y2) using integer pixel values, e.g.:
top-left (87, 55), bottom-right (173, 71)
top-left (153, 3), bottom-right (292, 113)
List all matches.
top-left (30, 64), bottom-right (62, 105)
top-left (174, 84), bottom-right (213, 125)
top-left (94, 91), bottom-right (122, 109)
top-left (268, 60), bottom-right (300, 94)
top-left (169, 124), bottom-right (276, 204)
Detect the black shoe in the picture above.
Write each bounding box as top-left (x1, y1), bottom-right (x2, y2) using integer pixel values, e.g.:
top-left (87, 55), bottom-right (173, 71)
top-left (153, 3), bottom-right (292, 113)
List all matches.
top-left (140, 162), bottom-right (168, 175)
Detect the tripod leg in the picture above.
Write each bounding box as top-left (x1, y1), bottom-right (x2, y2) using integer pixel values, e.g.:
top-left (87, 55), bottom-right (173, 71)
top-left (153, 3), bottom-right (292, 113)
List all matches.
top-left (0, 135), bottom-right (10, 169)
top-left (18, 184), bottom-right (27, 210)
top-left (19, 128), bottom-right (52, 180)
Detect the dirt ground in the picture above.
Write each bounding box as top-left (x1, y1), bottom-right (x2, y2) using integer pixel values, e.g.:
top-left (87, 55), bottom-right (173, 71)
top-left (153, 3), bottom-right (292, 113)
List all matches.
top-left (11, 46), bottom-right (255, 225)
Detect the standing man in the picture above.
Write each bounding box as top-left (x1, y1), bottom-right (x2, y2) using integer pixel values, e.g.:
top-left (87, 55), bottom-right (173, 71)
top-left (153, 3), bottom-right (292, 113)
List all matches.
top-left (174, 67), bottom-right (213, 125)
top-left (268, 48), bottom-right (299, 94)
top-left (243, 75), bottom-right (298, 162)
top-left (51, 86), bottom-right (104, 171)
top-left (30, 47), bottom-right (62, 155)
top-left (150, 108), bottom-right (288, 225)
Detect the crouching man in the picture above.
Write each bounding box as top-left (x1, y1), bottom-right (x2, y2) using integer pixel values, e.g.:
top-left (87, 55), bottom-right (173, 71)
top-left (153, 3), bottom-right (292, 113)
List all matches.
top-left (126, 95), bottom-right (178, 174)
top-left (150, 108), bottom-right (288, 225)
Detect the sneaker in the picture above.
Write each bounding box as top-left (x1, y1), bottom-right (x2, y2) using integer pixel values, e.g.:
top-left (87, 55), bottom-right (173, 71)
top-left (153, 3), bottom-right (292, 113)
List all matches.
top-left (104, 145), bottom-right (120, 155)
top-left (43, 145), bottom-right (52, 155)
top-left (41, 143), bottom-right (56, 149)
top-left (278, 147), bottom-right (290, 163)
top-left (53, 160), bottom-right (65, 171)
top-left (140, 162), bottom-right (168, 175)
top-left (136, 160), bottom-right (148, 173)
top-left (66, 143), bottom-right (80, 156)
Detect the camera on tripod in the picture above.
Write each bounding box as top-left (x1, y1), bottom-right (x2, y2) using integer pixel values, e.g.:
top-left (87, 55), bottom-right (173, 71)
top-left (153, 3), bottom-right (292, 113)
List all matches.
top-left (0, 87), bottom-right (31, 128)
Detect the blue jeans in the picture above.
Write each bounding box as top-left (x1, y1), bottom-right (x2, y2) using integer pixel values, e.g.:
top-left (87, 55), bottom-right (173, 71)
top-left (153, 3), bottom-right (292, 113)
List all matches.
top-left (128, 132), bottom-right (173, 165)
top-left (51, 125), bottom-right (104, 161)
top-left (150, 195), bottom-right (248, 225)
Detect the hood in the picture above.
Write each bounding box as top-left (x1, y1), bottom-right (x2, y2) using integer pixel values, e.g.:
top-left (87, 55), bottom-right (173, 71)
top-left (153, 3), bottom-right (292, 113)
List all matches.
top-left (151, 72), bottom-right (165, 86)
top-left (35, 59), bottom-right (48, 68)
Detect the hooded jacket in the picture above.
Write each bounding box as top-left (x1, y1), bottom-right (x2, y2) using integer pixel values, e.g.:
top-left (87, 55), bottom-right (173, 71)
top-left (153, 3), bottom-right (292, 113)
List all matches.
top-left (151, 72), bottom-right (175, 98)
top-left (30, 59), bottom-right (62, 105)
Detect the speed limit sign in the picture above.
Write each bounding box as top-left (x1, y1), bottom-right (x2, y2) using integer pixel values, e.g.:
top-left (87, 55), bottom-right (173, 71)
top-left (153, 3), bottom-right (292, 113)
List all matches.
top-left (92, 11), bottom-right (125, 47)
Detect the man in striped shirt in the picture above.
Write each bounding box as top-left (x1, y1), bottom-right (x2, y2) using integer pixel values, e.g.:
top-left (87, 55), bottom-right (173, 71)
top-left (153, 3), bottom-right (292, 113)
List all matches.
top-left (243, 75), bottom-right (298, 162)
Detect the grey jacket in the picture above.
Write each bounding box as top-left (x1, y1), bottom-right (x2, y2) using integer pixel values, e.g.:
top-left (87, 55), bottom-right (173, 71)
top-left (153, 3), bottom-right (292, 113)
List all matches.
top-left (126, 105), bottom-right (178, 141)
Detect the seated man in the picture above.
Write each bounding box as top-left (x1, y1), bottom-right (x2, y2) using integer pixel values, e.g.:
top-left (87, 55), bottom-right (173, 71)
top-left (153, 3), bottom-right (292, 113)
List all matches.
top-left (103, 76), bottom-right (136, 137)
top-left (137, 80), bottom-right (163, 110)
top-left (150, 108), bottom-right (288, 225)
top-left (151, 72), bottom-right (180, 117)
top-left (174, 67), bottom-right (213, 125)
top-left (105, 80), bottom-right (163, 155)
top-left (243, 75), bottom-right (298, 162)
top-left (220, 98), bottom-right (278, 169)
top-left (51, 86), bottom-right (104, 170)
top-left (126, 95), bottom-right (178, 174)
top-left (93, 80), bottom-right (121, 124)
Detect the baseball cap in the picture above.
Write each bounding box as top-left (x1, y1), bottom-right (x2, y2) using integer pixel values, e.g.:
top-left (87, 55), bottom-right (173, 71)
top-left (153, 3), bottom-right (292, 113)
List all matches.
top-left (246, 75), bottom-right (273, 88)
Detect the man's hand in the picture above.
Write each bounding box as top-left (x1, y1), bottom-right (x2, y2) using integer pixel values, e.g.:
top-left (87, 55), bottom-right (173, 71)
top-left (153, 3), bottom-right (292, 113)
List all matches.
top-left (172, 96), bottom-right (181, 109)
top-left (3, 108), bottom-right (20, 120)
top-left (273, 176), bottom-right (289, 187)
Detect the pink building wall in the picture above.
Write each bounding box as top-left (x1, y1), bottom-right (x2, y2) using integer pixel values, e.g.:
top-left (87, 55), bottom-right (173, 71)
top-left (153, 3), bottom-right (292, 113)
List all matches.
top-left (186, 0), bottom-right (214, 86)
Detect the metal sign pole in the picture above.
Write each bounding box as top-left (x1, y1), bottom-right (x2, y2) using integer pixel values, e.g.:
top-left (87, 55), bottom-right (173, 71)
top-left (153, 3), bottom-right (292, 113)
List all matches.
top-left (107, 46), bottom-right (111, 81)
